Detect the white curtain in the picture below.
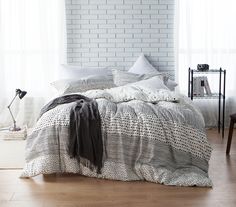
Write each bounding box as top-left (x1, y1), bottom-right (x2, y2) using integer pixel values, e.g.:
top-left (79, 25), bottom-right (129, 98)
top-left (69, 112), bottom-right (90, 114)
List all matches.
top-left (176, 0), bottom-right (236, 127)
top-left (0, 0), bottom-right (67, 128)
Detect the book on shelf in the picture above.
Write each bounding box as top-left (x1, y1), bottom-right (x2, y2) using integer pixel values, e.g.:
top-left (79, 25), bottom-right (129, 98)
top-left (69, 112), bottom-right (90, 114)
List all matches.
top-left (193, 77), bottom-right (199, 96)
top-left (192, 76), bottom-right (212, 97)
top-left (193, 77), bottom-right (203, 97)
top-left (199, 76), bottom-right (205, 97)
top-left (204, 76), bottom-right (212, 95)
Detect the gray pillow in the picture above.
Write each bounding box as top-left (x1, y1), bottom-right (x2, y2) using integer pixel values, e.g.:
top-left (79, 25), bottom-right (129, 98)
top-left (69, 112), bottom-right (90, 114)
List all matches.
top-left (51, 75), bottom-right (115, 95)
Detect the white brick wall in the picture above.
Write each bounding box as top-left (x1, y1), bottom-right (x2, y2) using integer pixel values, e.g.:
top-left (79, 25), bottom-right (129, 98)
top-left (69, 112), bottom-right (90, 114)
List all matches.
top-left (66, 0), bottom-right (175, 76)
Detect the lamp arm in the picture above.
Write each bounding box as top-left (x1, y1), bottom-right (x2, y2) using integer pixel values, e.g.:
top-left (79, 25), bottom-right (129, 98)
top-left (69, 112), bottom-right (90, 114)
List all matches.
top-left (7, 93), bottom-right (18, 108)
top-left (7, 94), bottom-right (18, 129)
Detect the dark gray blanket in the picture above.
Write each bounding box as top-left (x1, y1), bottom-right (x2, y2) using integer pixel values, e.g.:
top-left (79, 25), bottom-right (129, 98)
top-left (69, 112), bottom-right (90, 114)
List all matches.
top-left (39, 94), bottom-right (103, 173)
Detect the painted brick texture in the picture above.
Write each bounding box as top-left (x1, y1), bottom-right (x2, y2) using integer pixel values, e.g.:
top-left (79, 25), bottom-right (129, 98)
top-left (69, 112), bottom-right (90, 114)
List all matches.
top-left (66, 0), bottom-right (175, 75)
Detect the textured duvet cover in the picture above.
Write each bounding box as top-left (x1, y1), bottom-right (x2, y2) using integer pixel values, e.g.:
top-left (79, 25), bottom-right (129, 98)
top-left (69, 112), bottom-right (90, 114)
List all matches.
top-left (21, 84), bottom-right (212, 187)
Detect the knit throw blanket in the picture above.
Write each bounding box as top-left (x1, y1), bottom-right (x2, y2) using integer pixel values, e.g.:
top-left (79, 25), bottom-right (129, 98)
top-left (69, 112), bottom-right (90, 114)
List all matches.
top-left (39, 94), bottom-right (103, 173)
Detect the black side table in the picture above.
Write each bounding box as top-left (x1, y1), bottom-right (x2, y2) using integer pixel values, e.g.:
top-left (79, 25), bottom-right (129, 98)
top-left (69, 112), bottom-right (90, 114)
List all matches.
top-left (188, 68), bottom-right (226, 138)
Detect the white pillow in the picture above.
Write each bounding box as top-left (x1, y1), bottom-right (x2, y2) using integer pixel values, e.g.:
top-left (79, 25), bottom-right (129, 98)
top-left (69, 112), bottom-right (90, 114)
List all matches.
top-left (112, 69), bottom-right (161, 86)
top-left (128, 54), bottom-right (178, 91)
top-left (128, 53), bottom-right (161, 74)
top-left (129, 76), bottom-right (169, 92)
top-left (51, 75), bottom-right (115, 95)
top-left (165, 79), bottom-right (178, 91)
top-left (57, 65), bottom-right (112, 80)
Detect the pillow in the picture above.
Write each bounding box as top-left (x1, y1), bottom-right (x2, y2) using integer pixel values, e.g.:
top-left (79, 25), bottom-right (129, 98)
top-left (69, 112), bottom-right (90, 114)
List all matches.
top-left (112, 69), bottom-right (161, 86)
top-left (51, 75), bottom-right (115, 95)
top-left (57, 65), bottom-right (112, 80)
top-left (159, 72), bottom-right (178, 91)
top-left (128, 53), bottom-right (161, 74)
top-left (129, 76), bottom-right (169, 92)
top-left (128, 54), bottom-right (178, 91)
top-left (165, 79), bottom-right (178, 91)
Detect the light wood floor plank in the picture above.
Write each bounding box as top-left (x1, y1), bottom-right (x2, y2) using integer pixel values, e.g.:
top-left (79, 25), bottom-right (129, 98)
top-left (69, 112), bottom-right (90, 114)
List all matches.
top-left (0, 129), bottom-right (235, 207)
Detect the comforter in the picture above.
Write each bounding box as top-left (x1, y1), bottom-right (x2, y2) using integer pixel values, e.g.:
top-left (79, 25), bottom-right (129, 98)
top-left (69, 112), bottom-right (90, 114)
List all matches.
top-left (21, 84), bottom-right (212, 187)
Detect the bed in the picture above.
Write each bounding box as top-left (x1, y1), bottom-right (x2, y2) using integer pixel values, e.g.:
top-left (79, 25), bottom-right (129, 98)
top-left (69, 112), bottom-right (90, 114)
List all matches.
top-left (20, 73), bottom-right (212, 187)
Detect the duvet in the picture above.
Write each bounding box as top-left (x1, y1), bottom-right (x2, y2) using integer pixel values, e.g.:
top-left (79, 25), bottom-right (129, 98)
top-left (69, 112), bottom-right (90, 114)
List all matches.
top-left (21, 81), bottom-right (212, 187)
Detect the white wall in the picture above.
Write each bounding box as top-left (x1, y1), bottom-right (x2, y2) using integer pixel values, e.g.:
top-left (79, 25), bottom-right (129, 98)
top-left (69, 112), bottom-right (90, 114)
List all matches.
top-left (66, 0), bottom-right (175, 76)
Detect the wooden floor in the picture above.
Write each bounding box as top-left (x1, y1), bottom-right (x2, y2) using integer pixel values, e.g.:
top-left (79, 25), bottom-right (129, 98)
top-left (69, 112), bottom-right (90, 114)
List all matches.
top-left (0, 129), bottom-right (236, 207)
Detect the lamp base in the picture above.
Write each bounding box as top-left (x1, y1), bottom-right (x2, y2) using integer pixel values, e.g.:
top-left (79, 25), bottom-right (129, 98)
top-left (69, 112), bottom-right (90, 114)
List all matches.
top-left (9, 126), bottom-right (21, 132)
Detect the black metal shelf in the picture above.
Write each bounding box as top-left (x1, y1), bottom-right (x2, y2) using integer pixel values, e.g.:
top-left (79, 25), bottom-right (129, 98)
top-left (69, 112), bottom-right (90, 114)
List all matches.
top-left (188, 67), bottom-right (226, 138)
top-left (192, 93), bottom-right (225, 99)
top-left (190, 69), bottom-right (223, 73)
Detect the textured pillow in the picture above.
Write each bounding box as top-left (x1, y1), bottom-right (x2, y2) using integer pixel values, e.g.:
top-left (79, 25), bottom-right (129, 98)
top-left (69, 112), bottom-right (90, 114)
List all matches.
top-left (128, 53), bottom-right (161, 74)
top-left (51, 75), bottom-right (115, 95)
top-left (112, 69), bottom-right (161, 86)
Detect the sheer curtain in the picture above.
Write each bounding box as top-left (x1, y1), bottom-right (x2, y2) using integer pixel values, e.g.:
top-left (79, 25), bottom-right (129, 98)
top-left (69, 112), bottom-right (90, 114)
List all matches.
top-left (0, 0), bottom-right (67, 128)
top-left (176, 0), bottom-right (236, 127)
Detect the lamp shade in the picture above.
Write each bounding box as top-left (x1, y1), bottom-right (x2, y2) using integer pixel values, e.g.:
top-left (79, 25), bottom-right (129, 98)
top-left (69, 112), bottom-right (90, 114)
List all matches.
top-left (19, 91), bottom-right (27, 99)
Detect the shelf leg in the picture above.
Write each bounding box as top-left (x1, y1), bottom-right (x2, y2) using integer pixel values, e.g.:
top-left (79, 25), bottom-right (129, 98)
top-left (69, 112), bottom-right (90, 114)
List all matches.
top-left (222, 70), bottom-right (226, 138)
top-left (188, 68), bottom-right (190, 98)
top-left (218, 68), bottom-right (222, 134)
top-left (191, 70), bottom-right (193, 100)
